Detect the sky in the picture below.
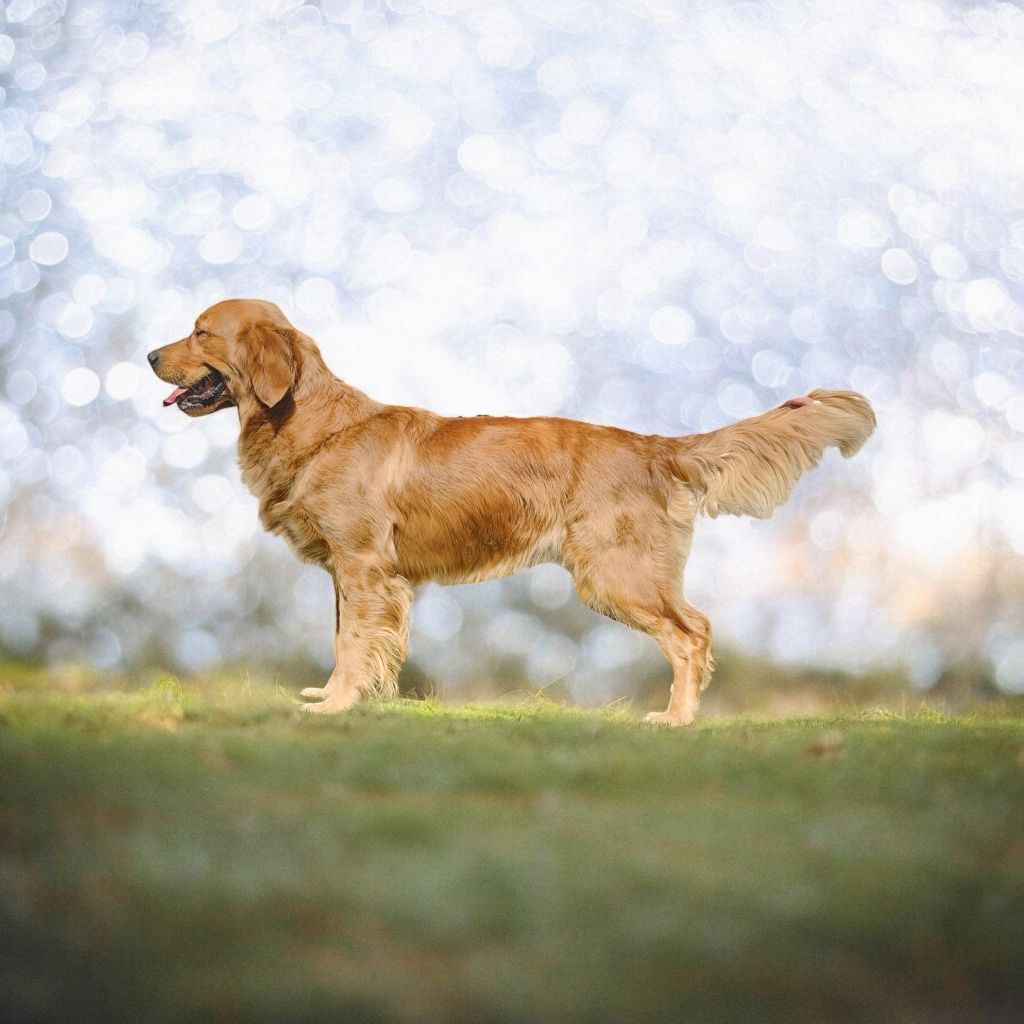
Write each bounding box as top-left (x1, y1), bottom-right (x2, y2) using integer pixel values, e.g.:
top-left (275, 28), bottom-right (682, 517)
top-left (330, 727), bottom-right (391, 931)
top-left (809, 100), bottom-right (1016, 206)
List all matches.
top-left (1, 0), bottom-right (1023, 697)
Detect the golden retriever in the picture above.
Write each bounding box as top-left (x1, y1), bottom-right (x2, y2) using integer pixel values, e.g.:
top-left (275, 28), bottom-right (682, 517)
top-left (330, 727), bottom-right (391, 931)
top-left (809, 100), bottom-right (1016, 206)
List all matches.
top-left (148, 299), bottom-right (875, 724)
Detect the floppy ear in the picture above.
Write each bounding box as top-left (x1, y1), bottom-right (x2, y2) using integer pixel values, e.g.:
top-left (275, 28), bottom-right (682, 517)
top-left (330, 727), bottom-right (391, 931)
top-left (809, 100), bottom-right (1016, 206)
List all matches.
top-left (236, 321), bottom-right (296, 408)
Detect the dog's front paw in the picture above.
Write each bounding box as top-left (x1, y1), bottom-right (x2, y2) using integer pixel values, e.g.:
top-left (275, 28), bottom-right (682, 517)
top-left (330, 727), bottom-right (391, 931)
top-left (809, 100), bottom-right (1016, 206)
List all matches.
top-left (301, 700), bottom-right (335, 714)
top-left (300, 692), bottom-right (359, 715)
top-left (300, 687), bottom-right (328, 699)
top-left (643, 710), bottom-right (695, 727)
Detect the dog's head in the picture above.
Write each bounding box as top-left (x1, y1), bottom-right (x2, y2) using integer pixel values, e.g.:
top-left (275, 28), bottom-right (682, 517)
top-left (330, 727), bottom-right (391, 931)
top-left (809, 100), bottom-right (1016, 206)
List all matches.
top-left (147, 299), bottom-right (298, 416)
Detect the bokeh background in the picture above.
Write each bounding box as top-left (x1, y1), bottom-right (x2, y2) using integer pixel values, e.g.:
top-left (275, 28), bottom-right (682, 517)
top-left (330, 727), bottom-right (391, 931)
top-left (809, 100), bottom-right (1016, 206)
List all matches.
top-left (1, 0), bottom-right (1022, 705)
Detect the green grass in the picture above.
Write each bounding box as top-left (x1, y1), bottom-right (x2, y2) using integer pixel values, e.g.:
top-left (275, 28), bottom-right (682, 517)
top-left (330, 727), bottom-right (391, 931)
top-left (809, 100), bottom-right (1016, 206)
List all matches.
top-left (1, 680), bottom-right (1022, 1023)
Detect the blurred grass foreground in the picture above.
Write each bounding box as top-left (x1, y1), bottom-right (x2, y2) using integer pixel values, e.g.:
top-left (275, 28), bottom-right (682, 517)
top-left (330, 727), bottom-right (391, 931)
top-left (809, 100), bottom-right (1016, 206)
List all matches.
top-left (1, 669), bottom-right (1022, 1023)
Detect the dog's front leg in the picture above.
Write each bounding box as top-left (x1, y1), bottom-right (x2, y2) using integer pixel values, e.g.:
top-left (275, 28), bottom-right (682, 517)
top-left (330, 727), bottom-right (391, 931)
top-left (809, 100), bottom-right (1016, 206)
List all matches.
top-left (301, 557), bottom-right (412, 714)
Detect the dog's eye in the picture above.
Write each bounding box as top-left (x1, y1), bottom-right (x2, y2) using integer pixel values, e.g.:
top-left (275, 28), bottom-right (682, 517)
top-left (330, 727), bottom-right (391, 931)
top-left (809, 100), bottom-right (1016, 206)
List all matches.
top-left (195, 328), bottom-right (207, 337)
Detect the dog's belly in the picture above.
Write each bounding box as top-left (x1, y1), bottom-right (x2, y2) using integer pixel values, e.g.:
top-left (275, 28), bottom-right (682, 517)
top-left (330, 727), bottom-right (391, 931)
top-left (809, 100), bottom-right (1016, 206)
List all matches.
top-left (403, 530), bottom-right (564, 585)
top-left (393, 494), bottom-right (566, 586)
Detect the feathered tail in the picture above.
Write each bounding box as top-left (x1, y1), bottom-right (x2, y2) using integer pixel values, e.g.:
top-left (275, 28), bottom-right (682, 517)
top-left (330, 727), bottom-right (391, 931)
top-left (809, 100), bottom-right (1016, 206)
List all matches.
top-left (670, 390), bottom-right (876, 519)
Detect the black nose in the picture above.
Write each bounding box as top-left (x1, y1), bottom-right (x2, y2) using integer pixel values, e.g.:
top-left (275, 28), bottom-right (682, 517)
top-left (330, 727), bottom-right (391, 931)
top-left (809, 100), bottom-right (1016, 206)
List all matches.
top-left (147, 351), bottom-right (160, 367)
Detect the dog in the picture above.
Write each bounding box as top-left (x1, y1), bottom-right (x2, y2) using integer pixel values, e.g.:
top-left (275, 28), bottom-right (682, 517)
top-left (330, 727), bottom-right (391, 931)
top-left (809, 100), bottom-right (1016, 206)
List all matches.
top-left (148, 299), bottom-right (875, 724)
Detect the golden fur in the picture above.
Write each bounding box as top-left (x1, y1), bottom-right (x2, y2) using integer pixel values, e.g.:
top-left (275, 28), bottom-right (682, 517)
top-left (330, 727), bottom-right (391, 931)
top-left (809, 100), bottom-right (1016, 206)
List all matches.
top-left (148, 299), bottom-right (876, 724)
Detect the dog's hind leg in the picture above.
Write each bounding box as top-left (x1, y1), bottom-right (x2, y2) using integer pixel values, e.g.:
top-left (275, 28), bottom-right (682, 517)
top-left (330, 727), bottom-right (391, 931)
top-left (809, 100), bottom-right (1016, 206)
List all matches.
top-left (565, 502), bottom-right (713, 726)
top-left (641, 603), bottom-right (713, 726)
top-left (301, 556), bottom-right (412, 714)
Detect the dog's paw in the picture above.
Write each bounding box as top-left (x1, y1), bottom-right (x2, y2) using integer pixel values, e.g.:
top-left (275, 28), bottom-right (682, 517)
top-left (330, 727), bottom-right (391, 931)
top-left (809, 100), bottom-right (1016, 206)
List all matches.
top-left (300, 700), bottom-right (334, 714)
top-left (300, 693), bottom-right (359, 715)
top-left (643, 711), bottom-right (694, 726)
top-left (300, 687), bottom-right (328, 699)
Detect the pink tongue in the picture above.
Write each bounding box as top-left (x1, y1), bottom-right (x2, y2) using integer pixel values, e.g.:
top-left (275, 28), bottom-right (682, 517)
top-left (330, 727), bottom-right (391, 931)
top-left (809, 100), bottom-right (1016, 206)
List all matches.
top-left (163, 386), bottom-right (190, 407)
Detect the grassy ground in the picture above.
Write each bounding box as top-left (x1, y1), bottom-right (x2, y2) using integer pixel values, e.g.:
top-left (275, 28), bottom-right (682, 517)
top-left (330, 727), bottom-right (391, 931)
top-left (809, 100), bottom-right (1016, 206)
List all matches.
top-left (1, 678), bottom-right (1022, 1023)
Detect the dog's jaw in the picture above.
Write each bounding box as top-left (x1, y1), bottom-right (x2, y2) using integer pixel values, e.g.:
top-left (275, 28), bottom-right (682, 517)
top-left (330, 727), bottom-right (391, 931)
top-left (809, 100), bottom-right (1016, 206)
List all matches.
top-left (160, 370), bottom-right (234, 417)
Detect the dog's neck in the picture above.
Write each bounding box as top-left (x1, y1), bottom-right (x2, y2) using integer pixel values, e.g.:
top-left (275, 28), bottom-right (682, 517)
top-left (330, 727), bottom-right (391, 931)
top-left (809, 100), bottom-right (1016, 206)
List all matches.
top-left (235, 336), bottom-right (381, 517)
top-left (239, 336), bottom-right (379, 434)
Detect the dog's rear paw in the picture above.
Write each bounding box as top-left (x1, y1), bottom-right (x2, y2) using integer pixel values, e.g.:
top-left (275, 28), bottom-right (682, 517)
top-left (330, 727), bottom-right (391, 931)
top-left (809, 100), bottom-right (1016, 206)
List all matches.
top-left (643, 711), bottom-right (695, 726)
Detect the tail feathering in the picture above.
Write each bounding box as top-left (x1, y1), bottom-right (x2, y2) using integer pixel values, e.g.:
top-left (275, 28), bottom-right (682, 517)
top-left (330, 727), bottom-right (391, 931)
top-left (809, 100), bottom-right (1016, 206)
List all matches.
top-left (673, 389), bottom-right (876, 519)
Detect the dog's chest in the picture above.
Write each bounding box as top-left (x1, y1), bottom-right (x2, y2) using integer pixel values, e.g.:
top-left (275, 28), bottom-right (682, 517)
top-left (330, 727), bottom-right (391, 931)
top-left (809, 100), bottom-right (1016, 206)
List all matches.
top-left (265, 503), bottom-right (331, 565)
top-left (239, 444), bottom-right (331, 565)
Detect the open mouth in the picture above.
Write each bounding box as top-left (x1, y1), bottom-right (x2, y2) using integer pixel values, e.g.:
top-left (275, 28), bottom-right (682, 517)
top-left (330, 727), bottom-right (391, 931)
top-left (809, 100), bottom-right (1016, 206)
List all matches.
top-left (162, 370), bottom-right (227, 411)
